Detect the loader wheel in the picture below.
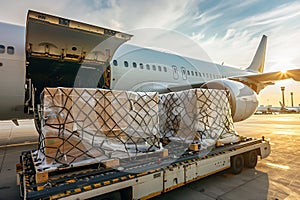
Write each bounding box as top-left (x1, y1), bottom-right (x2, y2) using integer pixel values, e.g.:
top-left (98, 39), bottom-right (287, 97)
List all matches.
top-left (230, 154), bottom-right (244, 174)
top-left (244, 150), bottom-right (258, 168)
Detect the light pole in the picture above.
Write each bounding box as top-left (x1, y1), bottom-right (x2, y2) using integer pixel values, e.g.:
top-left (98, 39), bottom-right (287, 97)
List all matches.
top-left (281, 86), bottom-right (285, 107)
top-left (291, 92), bottom-right (294, 107)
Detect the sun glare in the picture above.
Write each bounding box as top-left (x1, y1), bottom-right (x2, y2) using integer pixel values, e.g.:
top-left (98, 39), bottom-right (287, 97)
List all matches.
top-left (280, 69), bottom-right (287, 74)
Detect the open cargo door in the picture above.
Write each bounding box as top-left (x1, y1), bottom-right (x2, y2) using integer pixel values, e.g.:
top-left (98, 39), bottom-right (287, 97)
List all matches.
top-left (25, 10), bottom-right (132, 113)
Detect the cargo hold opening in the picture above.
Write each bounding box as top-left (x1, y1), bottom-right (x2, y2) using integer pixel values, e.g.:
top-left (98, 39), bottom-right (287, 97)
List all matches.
top-left (25, 10), bottom-right (132, 114)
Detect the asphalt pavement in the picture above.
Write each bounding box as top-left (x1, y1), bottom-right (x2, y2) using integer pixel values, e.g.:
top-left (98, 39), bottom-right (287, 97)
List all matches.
top-left (0, 114), bottom-right (299, 199)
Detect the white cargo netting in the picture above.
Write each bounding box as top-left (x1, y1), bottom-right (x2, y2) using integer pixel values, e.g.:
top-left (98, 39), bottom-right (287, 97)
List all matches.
top-left (38, 88), bottom-right (161, 166)
top-left (36, 87), bottom-right (239, 168)
top-left (158, 89), bottom-right (238, 150)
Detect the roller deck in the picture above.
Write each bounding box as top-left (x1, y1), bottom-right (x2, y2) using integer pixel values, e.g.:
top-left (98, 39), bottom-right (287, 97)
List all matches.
top-left (17, 137), bottom-right (270, 200)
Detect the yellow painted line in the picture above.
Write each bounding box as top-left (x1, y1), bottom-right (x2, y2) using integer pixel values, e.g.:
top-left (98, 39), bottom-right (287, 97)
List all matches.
top-left (66, 179), bottom-right (76, 183)
top-left (83, 185), bottom-right (92, 191)
top-left (140, 191), bottom-right (162, 200)
top-left (128, 175), bottom-right (135, 179)
top-left (112, 178), bottom-right (119, 183)
top-left (103, 181), bottom-right (111, 186)
top-left (51, 193), bottom-right (66, 199)
top-left (164, 182), bottom-right (185, 192)
top-left (74, 188), bottom-right (82, 193)
top-left (94, 183), bottom-right (101, 188)
top-left (120, 176), bottom-right (127, 181)
top-left (0, 141), bottom-right (38, 148)
top-left (137, 171), bottom-right (148, 177)
top-left (186, 166), bottom-right (230, 184)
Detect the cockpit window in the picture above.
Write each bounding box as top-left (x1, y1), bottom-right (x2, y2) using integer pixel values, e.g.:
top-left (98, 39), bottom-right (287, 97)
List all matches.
top-left (7, 46), bottom-right (14, 55)
top-left (0, 45), bottom-right (5, 53)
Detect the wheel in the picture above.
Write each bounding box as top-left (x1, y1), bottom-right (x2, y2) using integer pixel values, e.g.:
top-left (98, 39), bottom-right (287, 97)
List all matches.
top-left (244, 150), bottom-right (258, 168)
top-left (230, 154), bottom-right (244, 174)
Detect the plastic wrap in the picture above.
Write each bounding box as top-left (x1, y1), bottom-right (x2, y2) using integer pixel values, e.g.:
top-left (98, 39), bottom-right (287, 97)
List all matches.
top-left (158, 89), bottom-right (238, 150)
top-left (37, 87), bottom-right (239, 168)
top-left (38, 88), bottom-right (161, 167)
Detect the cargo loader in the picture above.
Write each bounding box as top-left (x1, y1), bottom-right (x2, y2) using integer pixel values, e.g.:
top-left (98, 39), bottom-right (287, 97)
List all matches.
top-left (16, 87), bottom-right (271, 200)
top-left (17, 135), bottom-right (270, 200)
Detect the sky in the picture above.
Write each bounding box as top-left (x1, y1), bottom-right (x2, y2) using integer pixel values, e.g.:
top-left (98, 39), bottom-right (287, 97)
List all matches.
top-left (1, 0), bottom-right (300, 106)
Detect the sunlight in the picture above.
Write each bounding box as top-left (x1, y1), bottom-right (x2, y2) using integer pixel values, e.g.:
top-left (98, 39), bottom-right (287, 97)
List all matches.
top-left (266, 162), bottom-right (290, 170)
top-left (280, 69), bottom-right (287, 74)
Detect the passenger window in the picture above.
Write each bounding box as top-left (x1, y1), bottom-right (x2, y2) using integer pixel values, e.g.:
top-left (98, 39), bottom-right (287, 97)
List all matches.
top-left (163, 66), bottom-right (167, 72)
top-left (113, 60), bottom-right (118, 66)
top-left (195, 72), bottom-right (198, 76)
top-left (0, 45), bottom-right (5, 53)
top-left (187, 70), bottom-right (190, 76)
top-left (124, 61), bottom-right (129, 67)
top-left (152, 65), bottom-right (156, 71)
top-left (181, 67), bottom-right (187, 80)
top-left (158, 65), bottom-right (162, 71)
top-left (203, 73), bottom-right (205, 77)
top-left (146, 64), bottom-right (150, 70)
top-left (191, 71), bottom-right (194, 76)
top-left (7, 46), bottom-right (14, 55)
top-left (133, 62), bottom-right (137, 68)
top-left (140, 63), bottom-right (144, 69)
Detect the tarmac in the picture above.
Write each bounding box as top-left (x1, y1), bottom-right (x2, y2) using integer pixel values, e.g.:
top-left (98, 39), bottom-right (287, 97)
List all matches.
top-left (0, 114), bottom-right (299, 199)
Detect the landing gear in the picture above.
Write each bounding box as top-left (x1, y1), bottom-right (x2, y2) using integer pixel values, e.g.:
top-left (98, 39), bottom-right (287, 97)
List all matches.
top-left (230, 154), bottom-right (244, 174)
top-left (244, 150), bottom-right (258, 168)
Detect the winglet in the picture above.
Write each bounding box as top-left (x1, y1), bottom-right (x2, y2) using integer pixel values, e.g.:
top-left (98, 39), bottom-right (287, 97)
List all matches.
top-left (246, 35), bottom-right (267, 73)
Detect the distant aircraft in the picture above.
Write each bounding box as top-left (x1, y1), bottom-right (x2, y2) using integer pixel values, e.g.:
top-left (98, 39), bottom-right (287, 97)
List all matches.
top-left (256, 103), bottom-right (300, 114)
top-left (1, 10), bottom-right (300, 126)
top-left (279, 102), bottom-right (300, 113)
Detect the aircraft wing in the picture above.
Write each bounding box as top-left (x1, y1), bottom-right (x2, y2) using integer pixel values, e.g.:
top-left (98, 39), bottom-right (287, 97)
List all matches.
top-left (229, 68), bottom-right (300, 93)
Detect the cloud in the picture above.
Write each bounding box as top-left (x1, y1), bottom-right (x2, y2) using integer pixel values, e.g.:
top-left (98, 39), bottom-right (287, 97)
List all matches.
top-left (188, 1), bottom-right (300, 71)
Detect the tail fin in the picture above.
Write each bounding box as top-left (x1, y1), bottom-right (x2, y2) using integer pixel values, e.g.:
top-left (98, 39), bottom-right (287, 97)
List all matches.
top-left (246, 35), bottom-right (267, 73)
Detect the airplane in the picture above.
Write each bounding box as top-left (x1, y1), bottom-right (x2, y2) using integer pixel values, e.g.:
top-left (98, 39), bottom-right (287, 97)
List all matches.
top-left (1, 10), bottom-right (300, 128)
top-left (279, 102), bottom-right (300, 113)
top-left (256, 103), bottom-right (300, 114)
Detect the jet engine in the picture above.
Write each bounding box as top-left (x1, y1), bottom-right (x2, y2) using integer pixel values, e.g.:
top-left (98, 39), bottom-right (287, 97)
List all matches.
top-left (202, 79), bottom-right (259, 122)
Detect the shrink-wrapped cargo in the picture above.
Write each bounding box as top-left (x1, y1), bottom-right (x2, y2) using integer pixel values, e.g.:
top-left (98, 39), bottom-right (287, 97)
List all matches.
top-left (159, 89), bottom-right (238, 150)
top-left (38, 88), bottom-right (161, 166)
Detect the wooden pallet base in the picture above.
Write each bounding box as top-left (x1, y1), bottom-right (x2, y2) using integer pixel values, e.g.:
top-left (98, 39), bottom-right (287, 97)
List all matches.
top-left (32, 148), bottom-right (169, 187)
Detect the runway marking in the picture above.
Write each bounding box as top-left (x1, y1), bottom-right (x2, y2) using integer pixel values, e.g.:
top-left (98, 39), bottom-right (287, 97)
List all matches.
top-left (0, 141), bottom-right (38, 148)
top-left (266, 162), bottom-right (290, 170)
top-left (273, 130), bottom-right (299, 135)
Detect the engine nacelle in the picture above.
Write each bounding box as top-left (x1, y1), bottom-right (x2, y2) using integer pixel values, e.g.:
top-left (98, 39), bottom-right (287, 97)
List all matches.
top-left (202, 79), bottom-right (259, 122)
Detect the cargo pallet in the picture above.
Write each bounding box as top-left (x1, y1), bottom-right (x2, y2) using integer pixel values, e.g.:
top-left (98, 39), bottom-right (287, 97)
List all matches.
top-left (17, 137), bottom-right (270, 200)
